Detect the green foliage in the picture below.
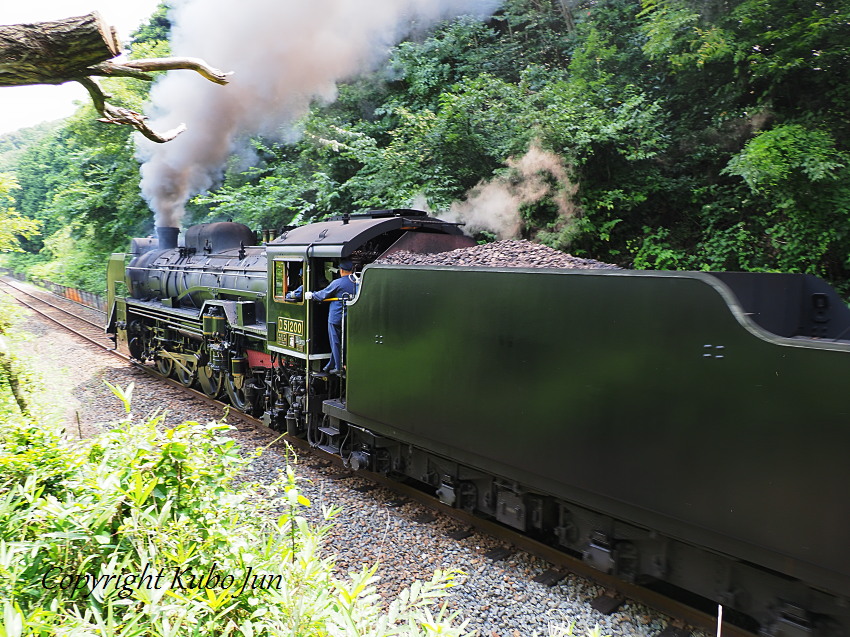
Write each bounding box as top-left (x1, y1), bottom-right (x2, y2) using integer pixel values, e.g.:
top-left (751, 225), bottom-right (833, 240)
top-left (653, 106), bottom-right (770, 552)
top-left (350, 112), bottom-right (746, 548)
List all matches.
top-left (6, 0), bottom-right (850, 293)
top-left (629, 226), bottom-right (688, 270)
top-left (0, 404), bottom-right (473, 636)
top-left (639, 0), bottom-right (734, 70)
top-left (0, 122), bottom-right (62, 173)
top-left (193, 140), bottom-right (340, 228)
top-left (0, 175), bottom-right (40, 253)
top-left (389, 18), bottom-right (506, 107)
top-left (723, 124), bottom-right (848, 194)
top-left (130, 3), bottom-right (172, 46)
top-left (3, 222), bottom-right (111, 295)
top-left (722, 123), bottom-right (850, 277)
top-left (729, 0), bottom-right (850, 99)
top-left (0, 411), bottom-right (73, 499)
top-left (343, 73), bottom-right (534, 209)
top-left (27, 225), bottom-right (109, 294)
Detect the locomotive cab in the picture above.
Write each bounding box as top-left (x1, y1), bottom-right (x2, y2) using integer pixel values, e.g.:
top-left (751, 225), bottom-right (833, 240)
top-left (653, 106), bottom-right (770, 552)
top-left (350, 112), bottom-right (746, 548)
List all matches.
top-left (263, 210), bottom-right (474, 437)
top-left (267, 255), bottom-right (338, 362)
top-left (264, 209), bottom-right (473, 372)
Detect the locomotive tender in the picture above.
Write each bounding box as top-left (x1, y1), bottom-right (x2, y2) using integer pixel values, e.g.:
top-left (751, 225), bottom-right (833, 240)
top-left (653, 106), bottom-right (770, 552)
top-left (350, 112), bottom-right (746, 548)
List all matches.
top-left (107, 210), bottom-right (850, 636)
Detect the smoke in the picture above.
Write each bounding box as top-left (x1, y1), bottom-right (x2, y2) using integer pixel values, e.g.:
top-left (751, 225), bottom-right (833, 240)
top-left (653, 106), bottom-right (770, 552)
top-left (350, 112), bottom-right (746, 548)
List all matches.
top-left (439, 141), bottom-right (577, 240)
top-left (136, 0), bottom-right (501, 228)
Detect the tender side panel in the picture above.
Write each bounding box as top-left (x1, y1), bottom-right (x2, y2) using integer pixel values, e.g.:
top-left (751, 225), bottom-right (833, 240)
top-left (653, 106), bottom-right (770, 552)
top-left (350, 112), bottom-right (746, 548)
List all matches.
top-left (345, 266), bottom-right (850, 598)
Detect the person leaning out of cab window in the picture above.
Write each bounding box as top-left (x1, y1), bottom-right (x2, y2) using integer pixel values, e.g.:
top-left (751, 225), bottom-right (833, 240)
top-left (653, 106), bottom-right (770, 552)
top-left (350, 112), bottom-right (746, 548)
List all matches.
top-left (304, 259), bottom-right (357, 374)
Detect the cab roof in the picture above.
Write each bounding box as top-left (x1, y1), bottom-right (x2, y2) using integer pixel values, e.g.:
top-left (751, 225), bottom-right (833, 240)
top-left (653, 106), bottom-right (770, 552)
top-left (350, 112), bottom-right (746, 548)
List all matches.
top-left (267, 210), bottom-right (463, 258)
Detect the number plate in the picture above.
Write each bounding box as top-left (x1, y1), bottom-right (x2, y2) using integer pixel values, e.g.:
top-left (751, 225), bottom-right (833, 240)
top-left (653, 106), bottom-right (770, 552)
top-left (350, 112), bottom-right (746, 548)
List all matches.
top-left (277, 317), bottom-right (305, 352)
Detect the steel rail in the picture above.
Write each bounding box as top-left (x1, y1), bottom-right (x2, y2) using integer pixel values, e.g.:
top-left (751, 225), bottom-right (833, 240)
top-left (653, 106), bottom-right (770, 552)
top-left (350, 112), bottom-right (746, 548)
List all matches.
top-left (0, 278), bottom-right (113, 349)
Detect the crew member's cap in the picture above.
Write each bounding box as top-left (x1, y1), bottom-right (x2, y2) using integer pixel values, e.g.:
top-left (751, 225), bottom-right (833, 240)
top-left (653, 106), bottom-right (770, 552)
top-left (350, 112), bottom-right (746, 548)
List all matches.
top-left (339, 259), bottom-right (354, 271)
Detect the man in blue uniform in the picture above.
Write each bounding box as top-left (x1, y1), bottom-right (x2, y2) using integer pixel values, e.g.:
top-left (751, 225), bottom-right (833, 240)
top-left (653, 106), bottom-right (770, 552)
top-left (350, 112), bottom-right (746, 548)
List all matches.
top-left (305, 259), bottom-right (357, 374)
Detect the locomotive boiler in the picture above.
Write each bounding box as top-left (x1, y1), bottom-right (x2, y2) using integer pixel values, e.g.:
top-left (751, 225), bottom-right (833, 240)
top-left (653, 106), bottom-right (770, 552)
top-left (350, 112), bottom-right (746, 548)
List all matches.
top-left (107, 210), bottom-right (850, 637)
top-left (107, 211), bottom-right (473, 411)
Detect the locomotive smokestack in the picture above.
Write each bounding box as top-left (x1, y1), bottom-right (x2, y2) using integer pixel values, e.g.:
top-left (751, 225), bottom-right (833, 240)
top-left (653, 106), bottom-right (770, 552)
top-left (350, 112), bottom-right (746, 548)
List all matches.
top-left (156, 226), bottom-right (179, 250)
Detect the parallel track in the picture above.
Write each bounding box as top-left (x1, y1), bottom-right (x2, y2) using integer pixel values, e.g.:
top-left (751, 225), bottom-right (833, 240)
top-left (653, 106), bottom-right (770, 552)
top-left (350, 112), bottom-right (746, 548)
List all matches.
top-left (0, 276), bottom-right (750, 637)
top-left (0, 277), bottom-right (112, 351)
top-left (0, 277), bottom-right (257, 424)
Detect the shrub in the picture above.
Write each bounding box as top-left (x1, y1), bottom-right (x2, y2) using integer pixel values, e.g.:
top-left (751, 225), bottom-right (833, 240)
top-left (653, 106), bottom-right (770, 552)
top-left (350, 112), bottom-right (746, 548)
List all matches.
top-left (0, 392), bottom-right (470, 636)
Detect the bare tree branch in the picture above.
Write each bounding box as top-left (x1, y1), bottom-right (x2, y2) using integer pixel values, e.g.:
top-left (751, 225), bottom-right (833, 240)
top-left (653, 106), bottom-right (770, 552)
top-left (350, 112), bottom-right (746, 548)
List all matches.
top-left (77, 77), bottom-right (187, 143)
top-left (0, 12), bottom-right (119, 86)
top-left (89, 57), bottom-right (232, 85)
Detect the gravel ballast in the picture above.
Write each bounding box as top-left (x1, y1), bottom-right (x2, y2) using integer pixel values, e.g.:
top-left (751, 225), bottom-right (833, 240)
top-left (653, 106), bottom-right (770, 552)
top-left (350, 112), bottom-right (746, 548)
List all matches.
top-left (5, 281), bottom-right (706, 637)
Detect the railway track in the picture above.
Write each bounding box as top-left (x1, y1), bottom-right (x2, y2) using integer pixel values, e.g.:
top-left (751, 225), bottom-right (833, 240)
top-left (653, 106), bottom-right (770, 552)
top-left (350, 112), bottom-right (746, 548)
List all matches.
top-left (0, 276), bottom-right (260, 426)
top-left (0, 277), bottom-right (112, 350)
top-left (1, 276), bottom-right (748, 637)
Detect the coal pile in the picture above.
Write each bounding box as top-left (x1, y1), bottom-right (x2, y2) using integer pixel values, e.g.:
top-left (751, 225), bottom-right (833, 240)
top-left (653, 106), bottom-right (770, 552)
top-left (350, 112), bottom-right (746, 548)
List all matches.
top-left (377, 239), bottom-right (620, 270)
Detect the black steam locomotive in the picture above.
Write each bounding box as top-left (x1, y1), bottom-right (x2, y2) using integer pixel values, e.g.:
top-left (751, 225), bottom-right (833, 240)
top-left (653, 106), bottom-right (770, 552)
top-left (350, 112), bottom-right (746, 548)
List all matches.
top-left (106, 210), bottom-right (850, 636)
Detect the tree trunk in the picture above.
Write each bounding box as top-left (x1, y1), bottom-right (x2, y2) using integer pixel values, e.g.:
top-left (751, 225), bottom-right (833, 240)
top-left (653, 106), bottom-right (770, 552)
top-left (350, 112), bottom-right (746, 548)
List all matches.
top-left (0, 12), bottom-right (230, 142)
top-left (0, 12), bottom-right (120, 86)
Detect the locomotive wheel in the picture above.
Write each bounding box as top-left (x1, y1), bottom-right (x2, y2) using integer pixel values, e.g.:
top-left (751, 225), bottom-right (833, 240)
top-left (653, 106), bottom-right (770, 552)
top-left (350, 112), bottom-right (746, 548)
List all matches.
top-left (224, 373), bottom-right (257, 414)
top-left (197, 366), bottom-right (222, 398)
top-left (128, 337), bottom-right (145, 361)
top-left (155, 355), bottom-right (174, 377)
top-left (175, 360), bottom-right (196, 388)
top-left (127, 321), bottom-right (146, 360)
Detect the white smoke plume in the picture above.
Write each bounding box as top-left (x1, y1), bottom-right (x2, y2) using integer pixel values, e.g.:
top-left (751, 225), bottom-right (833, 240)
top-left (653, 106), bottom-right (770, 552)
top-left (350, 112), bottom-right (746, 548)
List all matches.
top-left (440, 141), bottom-right (577, 239)
top-left (137, 0), bottom-right (501, 228)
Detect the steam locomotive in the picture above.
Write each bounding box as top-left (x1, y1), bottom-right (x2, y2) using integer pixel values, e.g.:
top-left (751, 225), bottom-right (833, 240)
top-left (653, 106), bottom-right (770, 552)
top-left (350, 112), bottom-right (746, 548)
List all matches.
top-left (107, 210), bottom-right (850, 636)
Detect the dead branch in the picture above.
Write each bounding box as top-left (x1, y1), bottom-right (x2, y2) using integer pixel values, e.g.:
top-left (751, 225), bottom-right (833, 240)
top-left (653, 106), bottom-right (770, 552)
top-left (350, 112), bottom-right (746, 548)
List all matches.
top-left (77, 77), bottom-right (187, 143)
top-left (0, 12), bottom-right (119, 86)
top-left (89, 57), bottom-right (231, 85)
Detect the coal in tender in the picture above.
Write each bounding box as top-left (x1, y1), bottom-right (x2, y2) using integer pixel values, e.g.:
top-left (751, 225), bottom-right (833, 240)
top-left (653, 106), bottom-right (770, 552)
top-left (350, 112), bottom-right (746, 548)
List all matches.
top-left (377, 239), bottom-right (620, 270)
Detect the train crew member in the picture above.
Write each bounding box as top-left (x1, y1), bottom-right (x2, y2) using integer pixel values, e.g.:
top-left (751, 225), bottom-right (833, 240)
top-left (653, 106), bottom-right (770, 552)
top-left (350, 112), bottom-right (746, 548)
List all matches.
top-left (305, 259), bottom-right (357, 374)
top-left (285, 267), bottom-right (331, 302)
top-left (285, 287), bottom-right (302, 302)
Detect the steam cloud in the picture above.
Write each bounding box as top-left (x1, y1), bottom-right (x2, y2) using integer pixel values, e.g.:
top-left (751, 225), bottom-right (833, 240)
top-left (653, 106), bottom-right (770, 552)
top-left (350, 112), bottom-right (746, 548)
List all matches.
top-left (438, 141), bottom-right (577, 239)
top-left (137, 0), bottom-right (501, 228)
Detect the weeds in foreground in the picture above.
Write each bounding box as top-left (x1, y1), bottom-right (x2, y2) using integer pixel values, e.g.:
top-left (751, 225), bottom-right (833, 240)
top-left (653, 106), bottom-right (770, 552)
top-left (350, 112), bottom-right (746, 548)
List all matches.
top-left (0, 366), bottom-right (612, 636)
top-left (0, 400), bottom-right (470, 636)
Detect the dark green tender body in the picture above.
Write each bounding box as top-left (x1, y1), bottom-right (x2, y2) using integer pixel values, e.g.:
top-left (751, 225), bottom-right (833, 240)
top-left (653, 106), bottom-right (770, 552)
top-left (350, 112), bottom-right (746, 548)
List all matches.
top-left (345, 265), bottom-right (850, 597)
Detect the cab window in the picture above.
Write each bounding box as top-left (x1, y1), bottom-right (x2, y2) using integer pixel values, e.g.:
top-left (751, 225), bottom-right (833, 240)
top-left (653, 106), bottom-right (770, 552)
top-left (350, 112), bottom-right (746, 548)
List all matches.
top-left (273, 259), bottom-right (303, 303)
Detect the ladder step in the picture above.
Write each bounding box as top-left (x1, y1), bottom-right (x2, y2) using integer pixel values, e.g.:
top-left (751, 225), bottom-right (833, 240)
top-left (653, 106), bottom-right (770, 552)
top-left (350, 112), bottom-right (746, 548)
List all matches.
top-left (318, 426), bottom-right (340, 436)
top-left (317, 444), bottom-right (340, 455)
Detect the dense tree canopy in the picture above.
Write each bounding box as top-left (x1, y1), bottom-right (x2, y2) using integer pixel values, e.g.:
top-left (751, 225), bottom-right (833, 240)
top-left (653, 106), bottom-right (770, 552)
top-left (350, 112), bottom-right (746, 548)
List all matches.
top-left (2, 0), bottom-right (850, 294)
top-left (0, 174), bottom-right (40, 252)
